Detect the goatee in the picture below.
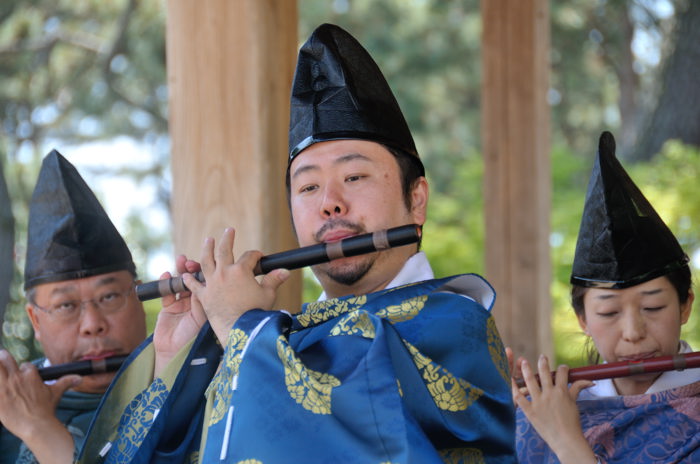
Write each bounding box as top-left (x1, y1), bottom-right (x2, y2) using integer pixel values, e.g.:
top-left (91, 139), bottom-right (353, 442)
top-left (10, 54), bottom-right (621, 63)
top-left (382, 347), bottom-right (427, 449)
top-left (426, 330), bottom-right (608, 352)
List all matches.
top-left (323, 259), bottom-right (373, 286)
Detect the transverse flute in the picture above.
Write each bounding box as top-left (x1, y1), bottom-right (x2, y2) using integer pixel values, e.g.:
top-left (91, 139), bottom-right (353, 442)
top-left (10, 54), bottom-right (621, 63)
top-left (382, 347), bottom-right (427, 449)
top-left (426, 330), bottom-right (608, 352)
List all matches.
top-left (136, 224), bottom-right (422, 301)
top-left (38, 355), bottom-right (129, 381)
top-left (515, 351), bottom-right (700, 388)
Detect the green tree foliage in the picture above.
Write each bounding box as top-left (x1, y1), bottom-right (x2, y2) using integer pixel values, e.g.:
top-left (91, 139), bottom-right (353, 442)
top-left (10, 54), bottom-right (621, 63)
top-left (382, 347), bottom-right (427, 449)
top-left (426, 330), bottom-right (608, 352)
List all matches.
top-left (0, 0), bottom-right (168, 360)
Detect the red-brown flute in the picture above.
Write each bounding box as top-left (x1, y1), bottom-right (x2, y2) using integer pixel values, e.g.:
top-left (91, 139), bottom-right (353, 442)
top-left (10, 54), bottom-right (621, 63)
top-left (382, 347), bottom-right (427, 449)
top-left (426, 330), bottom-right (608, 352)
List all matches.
top-left (136, 224), bottom-right (422, 301)
top-left (515, 351), bottom-right (700, 388)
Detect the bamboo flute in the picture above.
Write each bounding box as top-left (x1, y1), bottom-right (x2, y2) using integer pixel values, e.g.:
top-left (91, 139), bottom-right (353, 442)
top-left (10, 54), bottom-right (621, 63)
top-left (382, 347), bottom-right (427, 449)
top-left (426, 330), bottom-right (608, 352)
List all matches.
top-left (38, 355), bottom-right (129, 381)
top-left (515, 351), bottom-right (700, 388)
top-left (136, 224), bottom-right (422, 301)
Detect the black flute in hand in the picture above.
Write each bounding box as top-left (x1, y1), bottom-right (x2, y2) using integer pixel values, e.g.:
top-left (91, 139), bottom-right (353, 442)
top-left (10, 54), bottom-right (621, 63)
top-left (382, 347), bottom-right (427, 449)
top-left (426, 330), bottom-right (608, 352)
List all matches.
top-left (136, 224), bottom-right (422, 301)
top-left (38, 355), bottom-right (128, 381)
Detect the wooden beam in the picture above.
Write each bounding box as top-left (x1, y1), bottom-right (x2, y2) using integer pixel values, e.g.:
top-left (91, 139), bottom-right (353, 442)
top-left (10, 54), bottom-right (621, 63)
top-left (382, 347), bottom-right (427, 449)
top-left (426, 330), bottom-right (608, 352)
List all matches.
top-left (166, 1), bottom-right (301, 311)
top-left (481, 0), bottom-right (552, 361)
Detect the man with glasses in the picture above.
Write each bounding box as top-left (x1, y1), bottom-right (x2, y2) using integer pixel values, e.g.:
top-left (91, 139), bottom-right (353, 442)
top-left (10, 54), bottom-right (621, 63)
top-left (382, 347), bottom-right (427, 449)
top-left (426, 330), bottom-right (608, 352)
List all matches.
top-left (0, 150), bottom-right (147, 464)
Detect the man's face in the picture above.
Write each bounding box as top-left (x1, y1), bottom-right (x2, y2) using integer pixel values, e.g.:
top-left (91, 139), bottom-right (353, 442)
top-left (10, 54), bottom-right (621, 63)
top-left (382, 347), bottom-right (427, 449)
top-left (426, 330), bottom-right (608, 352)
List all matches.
top-left (288, 140), bottom-right (427, 297)
top-left (26, 270), bottom-right (147, 394)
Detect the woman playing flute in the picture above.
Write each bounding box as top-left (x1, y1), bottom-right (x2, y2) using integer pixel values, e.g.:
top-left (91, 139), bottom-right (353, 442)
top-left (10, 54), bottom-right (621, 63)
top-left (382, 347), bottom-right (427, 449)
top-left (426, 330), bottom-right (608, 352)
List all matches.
top-left (510, 132), bottom-right (700, 464)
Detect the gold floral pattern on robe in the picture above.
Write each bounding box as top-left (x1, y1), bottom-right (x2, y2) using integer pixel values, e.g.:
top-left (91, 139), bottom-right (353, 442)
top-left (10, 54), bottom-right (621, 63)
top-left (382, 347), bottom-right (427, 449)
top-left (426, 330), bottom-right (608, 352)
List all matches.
top-left (297, 295), bottom-right (368, 327)
top-left (277, 336), bottom-right (340, 414)
top-left (486, 316), bottom-right (510, 383)
top-left (208, 328), bottom-right (248, 425)
top-left (440, 447), bottom-right (485, 464)
top-left (113, 378), bottom-right (169, 463)
top-left (375, 294), bottom-right (427, 322)
top-left (329, 309), bottom-right (376, 338)
top-left (405, 342), bottom-right (483, 411)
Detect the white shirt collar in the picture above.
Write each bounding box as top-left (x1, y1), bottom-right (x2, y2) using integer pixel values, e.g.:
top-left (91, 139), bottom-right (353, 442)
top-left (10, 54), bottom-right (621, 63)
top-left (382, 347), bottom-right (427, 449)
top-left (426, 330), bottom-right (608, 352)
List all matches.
top-left (317, 251), bottom-right (433, 301)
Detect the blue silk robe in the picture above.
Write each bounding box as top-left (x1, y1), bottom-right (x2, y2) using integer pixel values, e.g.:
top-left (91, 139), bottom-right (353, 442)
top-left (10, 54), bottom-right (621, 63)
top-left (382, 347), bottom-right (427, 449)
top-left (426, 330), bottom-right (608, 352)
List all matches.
top-left (79, 274), bottom-right (516, 463)
top-left (516, 380), bottom-right (700, 463)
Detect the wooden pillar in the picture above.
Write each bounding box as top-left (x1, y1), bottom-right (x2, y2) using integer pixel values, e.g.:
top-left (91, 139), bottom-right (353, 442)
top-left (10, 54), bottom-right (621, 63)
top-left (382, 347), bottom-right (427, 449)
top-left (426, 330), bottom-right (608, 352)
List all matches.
top-left (165, 1), bottom-right (301, 311)
top-left (481, 0), bottom-right (552, 361)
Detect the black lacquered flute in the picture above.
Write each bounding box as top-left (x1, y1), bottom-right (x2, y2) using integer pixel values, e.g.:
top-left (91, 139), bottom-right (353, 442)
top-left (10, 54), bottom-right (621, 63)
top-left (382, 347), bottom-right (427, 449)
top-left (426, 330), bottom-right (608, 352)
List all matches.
top-left (38, 355), bottom-right (129, 381)
top-left (136, 224), bottom-right (422, 301)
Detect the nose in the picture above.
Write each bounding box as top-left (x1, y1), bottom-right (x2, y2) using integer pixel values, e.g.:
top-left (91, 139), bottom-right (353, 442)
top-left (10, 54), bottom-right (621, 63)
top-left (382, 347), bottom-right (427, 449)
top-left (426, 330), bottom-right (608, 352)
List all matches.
top-left (320, 182), bottom-right (347, 218)
top-left (78, 301), bottom-right (109, 336)
top-left (621, 310), bottom-right (646, 342)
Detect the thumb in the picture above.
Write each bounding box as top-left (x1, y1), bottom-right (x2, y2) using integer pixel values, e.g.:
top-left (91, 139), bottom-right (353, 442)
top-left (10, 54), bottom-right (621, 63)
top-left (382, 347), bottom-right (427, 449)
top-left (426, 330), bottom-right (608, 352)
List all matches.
top-left (261, 268), bottom-right (291, 291)
top-left (51, 375), bottom-right (82, 397)
top-left (569, 379), bottom-right (594, 399)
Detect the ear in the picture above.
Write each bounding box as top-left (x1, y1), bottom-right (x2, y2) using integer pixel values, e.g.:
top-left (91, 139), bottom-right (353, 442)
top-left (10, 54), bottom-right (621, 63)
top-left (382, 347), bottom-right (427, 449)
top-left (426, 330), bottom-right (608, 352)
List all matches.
top-left (680, 289), bottom-right (694, 325)
top-left (576, 312), bottom-right (589, 336)
top-left (409, 177), bottom-right (429, 226)
top-left (25, 303), bottom-right (43, 342)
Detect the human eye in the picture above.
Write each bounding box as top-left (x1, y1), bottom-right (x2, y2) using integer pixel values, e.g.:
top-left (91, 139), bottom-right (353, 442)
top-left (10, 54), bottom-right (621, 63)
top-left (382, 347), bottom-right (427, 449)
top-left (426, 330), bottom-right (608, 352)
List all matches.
top-left (643, 305), bottom-right (666, 312)
top-left (595, 308), bottom-right (618, 318)
top-left (100, 291), bottom-right (121, 303)
top-left (53, 301), bottom-right (78, 314)
top-left (345, 173), bottom-right (366, 183)
top-left (299, 184), bottom-right (318, 193)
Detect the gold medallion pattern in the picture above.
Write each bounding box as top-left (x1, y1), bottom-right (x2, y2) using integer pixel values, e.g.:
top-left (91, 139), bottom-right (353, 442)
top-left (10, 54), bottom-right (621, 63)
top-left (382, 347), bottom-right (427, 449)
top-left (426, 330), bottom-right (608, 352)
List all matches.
top-left (277, 336), bottom-right (340, 414)
top-left (486, 316), bottom-right (510, 383)
top-left (405, 342), bottom-right (483, 411)
top-left (207, 328), bottom-right (248, 425)
top-left (329, 310), bottom-right (376, 338)
top-left (297, 295), bottom-right (367, 327)
top-left (439, 447), bottom-right (485, 464)
top-left (375, 295), bottom-right (427, 322)
top-left (113, 378), bottom-right (168, 463)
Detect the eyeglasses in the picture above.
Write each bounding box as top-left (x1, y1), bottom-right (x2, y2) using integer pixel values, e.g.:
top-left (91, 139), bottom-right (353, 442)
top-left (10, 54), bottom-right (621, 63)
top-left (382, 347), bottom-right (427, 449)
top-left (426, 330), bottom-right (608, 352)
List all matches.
top-left (31, 286), bottom-right (135, 323)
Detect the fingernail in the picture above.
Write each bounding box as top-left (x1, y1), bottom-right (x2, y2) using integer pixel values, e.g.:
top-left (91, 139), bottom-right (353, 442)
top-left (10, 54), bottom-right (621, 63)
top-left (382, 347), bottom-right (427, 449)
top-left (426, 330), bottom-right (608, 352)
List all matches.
top-left (521, 360), bottom-right (530, 373)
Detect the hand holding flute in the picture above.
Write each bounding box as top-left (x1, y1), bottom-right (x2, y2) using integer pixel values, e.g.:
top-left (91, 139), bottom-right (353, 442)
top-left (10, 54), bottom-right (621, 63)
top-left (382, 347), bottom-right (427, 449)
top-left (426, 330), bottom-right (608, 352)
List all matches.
top-left (150, 225), bottom-right (421, 369)
top-left (0, 349), bottom-right (81, 462)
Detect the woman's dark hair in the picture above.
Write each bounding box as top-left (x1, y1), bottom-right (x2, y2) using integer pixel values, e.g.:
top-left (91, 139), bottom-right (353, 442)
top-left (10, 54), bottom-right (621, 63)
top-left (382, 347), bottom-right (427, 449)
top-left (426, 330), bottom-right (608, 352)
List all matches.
top-left (571, 263), bottom-right (693, 363)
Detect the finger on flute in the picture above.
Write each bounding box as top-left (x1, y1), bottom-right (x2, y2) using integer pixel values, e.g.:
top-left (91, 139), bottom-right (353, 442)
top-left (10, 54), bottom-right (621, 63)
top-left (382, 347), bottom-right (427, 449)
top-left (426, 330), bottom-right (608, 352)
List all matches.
top-left (136, 224), bottom-right (421, 301)
top-left (515, 351), bottom-right (700, 388)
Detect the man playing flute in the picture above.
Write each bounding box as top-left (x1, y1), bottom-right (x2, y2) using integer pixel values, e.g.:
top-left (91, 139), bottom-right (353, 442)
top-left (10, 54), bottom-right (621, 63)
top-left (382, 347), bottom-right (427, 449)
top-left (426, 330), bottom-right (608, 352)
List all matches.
top-left (0, 150), bottom-right (147, 463)
top-left (511, 132), bottom-right (700, 463)
top-left (74, 23), bottom-right (517, 464)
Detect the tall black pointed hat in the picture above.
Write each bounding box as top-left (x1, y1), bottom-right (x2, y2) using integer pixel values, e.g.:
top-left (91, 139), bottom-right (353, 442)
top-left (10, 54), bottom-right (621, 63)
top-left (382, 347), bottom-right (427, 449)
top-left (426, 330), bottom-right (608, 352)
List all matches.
top-left (570, 131), bottom-right (688, 288)
top-left (288, 23), bottom-right (423, 174)
top-left (24, 150), bottom-right (136, 290)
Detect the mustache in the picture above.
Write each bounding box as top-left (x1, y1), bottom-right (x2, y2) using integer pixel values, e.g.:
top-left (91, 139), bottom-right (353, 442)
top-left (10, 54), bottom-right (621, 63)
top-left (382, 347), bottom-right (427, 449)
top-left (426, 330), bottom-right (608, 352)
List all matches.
top-left (314, 220), bottom-right (365, 243)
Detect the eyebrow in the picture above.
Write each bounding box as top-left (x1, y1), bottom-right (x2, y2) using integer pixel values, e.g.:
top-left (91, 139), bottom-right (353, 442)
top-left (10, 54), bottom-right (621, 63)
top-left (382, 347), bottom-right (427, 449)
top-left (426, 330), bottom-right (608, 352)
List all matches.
top-left (47, 276), bottom-right (122, 298)
top-left (291, 152), bottom-right (372, 180)
top-left (593, 287), bottom-right (664, 301)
